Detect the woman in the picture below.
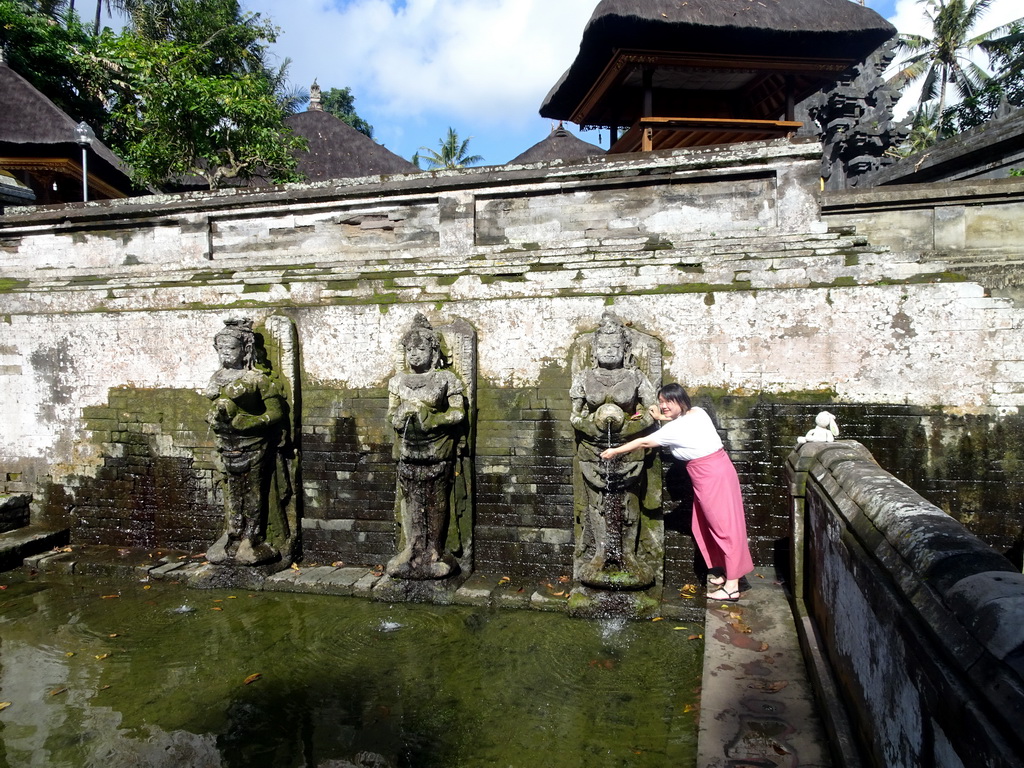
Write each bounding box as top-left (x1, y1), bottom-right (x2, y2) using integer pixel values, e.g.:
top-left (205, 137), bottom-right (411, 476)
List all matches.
top-left (600, 383), bottom-right (753, 601)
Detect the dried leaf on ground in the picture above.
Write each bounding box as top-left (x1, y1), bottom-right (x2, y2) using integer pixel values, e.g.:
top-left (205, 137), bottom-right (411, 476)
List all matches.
top-left (749, 680), bottom-right (789, 693)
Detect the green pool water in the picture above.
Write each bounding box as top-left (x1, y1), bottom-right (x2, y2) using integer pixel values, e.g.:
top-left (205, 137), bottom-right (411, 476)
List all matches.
top-left (0, 573), bottom-right (702, 768)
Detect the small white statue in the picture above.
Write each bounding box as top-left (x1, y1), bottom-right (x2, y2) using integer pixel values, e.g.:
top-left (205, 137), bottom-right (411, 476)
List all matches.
top-left (797, 411), bottom-right (839, 444)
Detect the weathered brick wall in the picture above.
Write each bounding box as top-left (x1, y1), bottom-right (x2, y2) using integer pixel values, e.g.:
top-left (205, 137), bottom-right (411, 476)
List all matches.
top-left (0, 493), bottom-right (30, 533)
top-left (1, 140), bottom-right (1022, 580)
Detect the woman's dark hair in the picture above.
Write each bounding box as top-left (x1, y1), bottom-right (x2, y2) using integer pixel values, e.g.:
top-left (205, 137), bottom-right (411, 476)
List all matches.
top-left (657, 383), bottom-right (691, 411)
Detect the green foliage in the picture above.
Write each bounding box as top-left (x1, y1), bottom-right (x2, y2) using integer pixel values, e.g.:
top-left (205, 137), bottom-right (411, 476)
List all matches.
top-left (320, 86), bottom-right (373, 138)
top-left (2, 0), bottom-right (308, 190)
top-left (889, 0), bottom-right (1016, 114)
top-left (941, 20), bottom-right (1024, 132)
top-left (0, 1), bottom-right (107, 127)
top-left (889, 0), bottom-right (1024, 153)
top-left (417, 127), bottom-right (483, 170)
top-left (102, 0), bottom-right (307, 189)
top-left (101, 30), bottom-right (305, 189)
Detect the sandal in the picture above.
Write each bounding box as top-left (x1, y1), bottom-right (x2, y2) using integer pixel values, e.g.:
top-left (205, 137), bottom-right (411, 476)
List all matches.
top-left (707, 575), bottom-right (726, 588)
top-left (707, 587), bottom-right (741, 602)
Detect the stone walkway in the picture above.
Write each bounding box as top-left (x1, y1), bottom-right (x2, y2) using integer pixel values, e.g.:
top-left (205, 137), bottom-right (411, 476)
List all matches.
top-left (698, 570), bottom-right (831, 768)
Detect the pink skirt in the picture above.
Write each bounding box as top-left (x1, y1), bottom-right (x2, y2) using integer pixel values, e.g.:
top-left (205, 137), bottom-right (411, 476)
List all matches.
top-left (686, 449), bottom-right (754, 580)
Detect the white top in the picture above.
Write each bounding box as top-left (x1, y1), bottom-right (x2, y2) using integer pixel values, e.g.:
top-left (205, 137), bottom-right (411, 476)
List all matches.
top-left (651, 407), bottom-right (723, 461)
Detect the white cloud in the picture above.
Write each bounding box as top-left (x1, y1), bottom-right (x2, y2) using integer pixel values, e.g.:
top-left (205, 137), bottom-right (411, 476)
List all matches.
top-left (241, 0), bottom-right (1023, 160)
top-left (247, 0), bottom-right (594, 126)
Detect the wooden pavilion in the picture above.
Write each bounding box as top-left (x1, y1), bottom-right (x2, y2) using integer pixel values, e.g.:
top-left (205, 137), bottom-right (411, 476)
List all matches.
top-left (540, 0), bottom-right (896, 153)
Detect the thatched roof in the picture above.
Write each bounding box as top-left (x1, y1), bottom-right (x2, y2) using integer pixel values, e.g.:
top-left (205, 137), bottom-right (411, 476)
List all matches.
top-left (541, 0), bottom-right (896, 123)
top-left (0, 59), bottom-right (131, 182)
top-left (287, 110), bottom-right (419, 180)
top-left (508, 124), bottom-right (605, 165)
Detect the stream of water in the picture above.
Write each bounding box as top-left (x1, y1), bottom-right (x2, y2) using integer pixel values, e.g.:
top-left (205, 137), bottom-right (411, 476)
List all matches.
top-left (0, 572), bottom-right (702, 768)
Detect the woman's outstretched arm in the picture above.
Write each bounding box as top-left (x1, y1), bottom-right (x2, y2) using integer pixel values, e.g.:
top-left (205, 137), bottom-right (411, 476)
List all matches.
top-left (600, 435), bottom-right (661, 459)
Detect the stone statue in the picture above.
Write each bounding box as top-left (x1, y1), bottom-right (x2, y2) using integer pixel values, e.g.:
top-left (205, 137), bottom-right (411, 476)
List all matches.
top-left (386, 314), bottom-right (469, 580)
top-left (570, 312), bottom-right (659, 589)
top-left (795, 40), bottom-right (909, 190)
top-left (204, 317), bottom-right (295, 567)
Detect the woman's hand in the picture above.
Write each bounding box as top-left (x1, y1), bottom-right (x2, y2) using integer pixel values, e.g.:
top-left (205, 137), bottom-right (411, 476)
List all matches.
top-left (600, 447), bottom-right (618, 460)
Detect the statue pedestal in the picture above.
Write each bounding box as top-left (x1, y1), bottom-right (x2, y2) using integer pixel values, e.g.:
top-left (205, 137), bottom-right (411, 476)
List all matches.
top-left (371, 572), bottom-right (468, 605)
top-left (566, 585), bottom-right (661, 620)
top-left (187, 561), bottom-right (287, 590)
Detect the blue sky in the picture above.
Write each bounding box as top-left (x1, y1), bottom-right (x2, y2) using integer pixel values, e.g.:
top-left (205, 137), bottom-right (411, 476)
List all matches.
top-left (101, 0), bottom-right (1023, 167)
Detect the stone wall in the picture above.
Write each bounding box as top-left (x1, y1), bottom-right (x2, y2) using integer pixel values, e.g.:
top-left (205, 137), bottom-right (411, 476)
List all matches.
top-left (788, 440), bottom-right (1024, 768)
top-left (1, 139), bottom-right (1023, 581)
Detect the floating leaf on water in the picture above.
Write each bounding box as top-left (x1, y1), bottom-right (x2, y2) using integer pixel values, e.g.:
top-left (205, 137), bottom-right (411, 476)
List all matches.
top-left (94, 653), bottom-right (110, 660)
top-left (108, 633), bottom-right (118, 638)
top-left (228, 595), bottom-right (237, 599)
top-left (49, 687), bottom-right (67, 696)
top-left (497, 576), bottom-right (511, 585)
top-left (65, 652), bottom-right (75, 657)
top-left (143, 585), bottom-right (152, 590)
top-left (688, 634), bottom-right (701, 640)
top-left (0, 702), bottom-right (10, 711)
top-left (243, 673), bottom-right (262, 685)
top-left (213, 599), bottom-right (223, 603)
top-left (100, 685), bottom-right (111, 691)
top-left (101, 595), bottom-right (119, 600)
top-left (651, 617), bottom-right (664, 622)
top-left (211, 607), bottom-right (223, 611)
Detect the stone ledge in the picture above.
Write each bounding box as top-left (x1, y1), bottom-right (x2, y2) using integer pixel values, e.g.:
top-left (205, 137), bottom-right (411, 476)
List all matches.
top-left (13, 543), bottom-right (714, 618)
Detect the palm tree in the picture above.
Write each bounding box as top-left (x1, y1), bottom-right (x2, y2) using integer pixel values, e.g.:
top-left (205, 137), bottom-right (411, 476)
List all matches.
top-left (417, 127), bottom-right (483, 170)
top-left (93, 0), bottom-right (135, 34)
top-left (889, 0), bottom-right (1024, 116)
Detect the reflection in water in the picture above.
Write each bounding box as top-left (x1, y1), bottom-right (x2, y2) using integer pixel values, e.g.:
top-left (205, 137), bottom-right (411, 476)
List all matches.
top-left (0, 574), bottom-right (701, 768)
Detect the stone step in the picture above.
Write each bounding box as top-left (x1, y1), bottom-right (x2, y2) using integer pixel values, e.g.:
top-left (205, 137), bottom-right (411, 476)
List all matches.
top-left (0, 525), bottom-right (70, 571)
top-left (2, 233), bottom-right (881, 295)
